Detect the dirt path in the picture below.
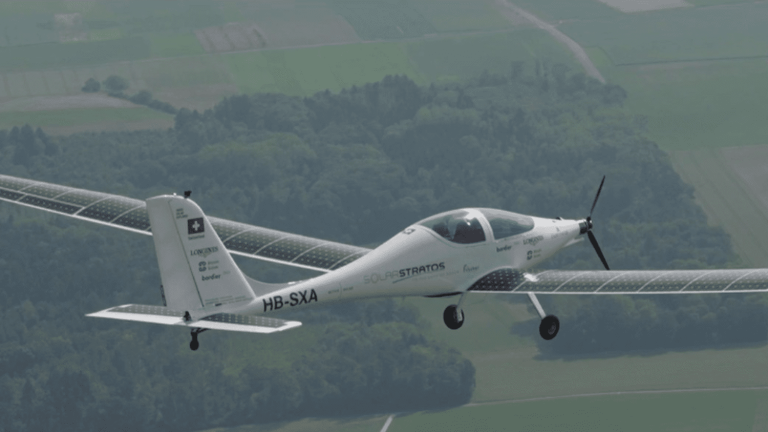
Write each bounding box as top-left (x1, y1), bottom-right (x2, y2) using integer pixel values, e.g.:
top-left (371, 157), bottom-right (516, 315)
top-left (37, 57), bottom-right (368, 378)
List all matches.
top-left (496, 0), bottom-right (606, 83)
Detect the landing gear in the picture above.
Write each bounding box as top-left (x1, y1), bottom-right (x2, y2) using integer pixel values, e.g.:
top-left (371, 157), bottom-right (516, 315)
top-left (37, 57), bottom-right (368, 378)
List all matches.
top-left (528, 292), bottom-right (560, 340)
top-left (189, 328), bottom-right (206, 351)
top-left (443, 304), bottom-right (464, 330)
top-left (539, 315), bottom-right (560, 340)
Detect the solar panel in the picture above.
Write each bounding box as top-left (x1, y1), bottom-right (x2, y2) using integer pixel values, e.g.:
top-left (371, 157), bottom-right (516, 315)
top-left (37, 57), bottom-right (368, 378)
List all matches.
top-left (224, 229), bottom-right (285, 255)
top-left (112, 206), bottom-right (151, 231)
top-left (78, 197), bottom-right (144, 223)
top-left (21, 182), bottom-right (72, 198)
top-left (725, 269), bottom-right (768, 291)
top-left (329, 251), bottom-right (367, 270)
top-left (19, 196), bottom-right (80, 214)
top-left (0, 174), bottom-right (371, 272)
top-left (467, 268), bottom-right (526, 292)
top-left (57, 189), bottom-right (109, 207)
top-left (209, 218), bottom-right (253, 241)
top-left (294, 243), bottom-right (366, 269)
top-left (0, 175), bottom-right (36, 191)
top-left (0, 188), bottom-right (24, 201)
top-left (470, 269), bottom-right (768, 294)
top-left (257, 236), bottom-right (325, 262)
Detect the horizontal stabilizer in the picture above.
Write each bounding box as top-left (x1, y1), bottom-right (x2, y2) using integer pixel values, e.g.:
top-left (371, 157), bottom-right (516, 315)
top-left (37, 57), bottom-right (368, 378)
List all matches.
top-left (87, 304), bottom-right (301, 334)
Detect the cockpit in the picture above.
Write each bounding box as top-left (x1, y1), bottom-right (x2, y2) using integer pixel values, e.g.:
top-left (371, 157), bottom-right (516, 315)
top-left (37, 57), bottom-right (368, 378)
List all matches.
top-left (417, 208), bottom-right (535, 244)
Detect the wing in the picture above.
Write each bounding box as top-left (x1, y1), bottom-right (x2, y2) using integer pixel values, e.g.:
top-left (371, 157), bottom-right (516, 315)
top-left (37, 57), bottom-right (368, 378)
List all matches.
top-left (0, 174), bottom-right (369, 272)
top-left (468, 268), bottom-right (768, 294)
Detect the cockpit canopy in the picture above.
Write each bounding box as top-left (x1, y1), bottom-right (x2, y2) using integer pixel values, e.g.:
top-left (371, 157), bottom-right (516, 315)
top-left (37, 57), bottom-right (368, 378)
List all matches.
top-left (478, 208), bottom-right (535, 240)
top-left (418, 208), bottom-right (535, 244)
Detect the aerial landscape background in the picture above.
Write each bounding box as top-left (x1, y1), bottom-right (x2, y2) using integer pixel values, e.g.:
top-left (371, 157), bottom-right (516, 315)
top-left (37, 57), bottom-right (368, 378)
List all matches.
top-left (1, 0), bottom-right (767, 431)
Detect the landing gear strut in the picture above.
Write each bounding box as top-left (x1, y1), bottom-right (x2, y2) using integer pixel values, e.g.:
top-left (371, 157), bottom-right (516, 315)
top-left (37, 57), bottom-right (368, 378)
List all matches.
top-left (190, 328), bottom-right (207, 351)
top-left (528, 293), bottom-right (560, 340)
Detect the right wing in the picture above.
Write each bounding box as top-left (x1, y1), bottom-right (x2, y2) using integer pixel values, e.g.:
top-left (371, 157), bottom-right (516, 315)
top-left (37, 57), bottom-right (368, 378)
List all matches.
top-left (468, 268), bottom-right (768, 294)
top-left (0, 174), bottom-right (369, 272)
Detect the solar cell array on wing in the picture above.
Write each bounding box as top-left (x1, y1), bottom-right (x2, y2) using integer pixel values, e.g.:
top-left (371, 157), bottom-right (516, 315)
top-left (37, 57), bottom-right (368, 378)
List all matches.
top-left (0, 174), bottom-right (370, 272)
top-left (469, 268), bottom-right (768, 294)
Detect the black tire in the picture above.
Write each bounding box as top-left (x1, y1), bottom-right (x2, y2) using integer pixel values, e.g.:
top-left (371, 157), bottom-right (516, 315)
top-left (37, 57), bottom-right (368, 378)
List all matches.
top-left (190, 340), bottom-right (200, 351)
top-left (443, 304), bottom-right (464, 330)
top-left (539, 315), bottom-right (560, 340)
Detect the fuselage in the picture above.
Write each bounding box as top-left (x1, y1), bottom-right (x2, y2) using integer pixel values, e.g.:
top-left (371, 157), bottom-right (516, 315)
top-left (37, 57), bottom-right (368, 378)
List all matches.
top-left (231, 209), bottom-right (586, 317)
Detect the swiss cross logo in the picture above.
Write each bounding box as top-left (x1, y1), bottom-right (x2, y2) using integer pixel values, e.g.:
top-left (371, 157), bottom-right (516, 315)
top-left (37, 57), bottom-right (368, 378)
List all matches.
top-left (188, 218), bottom-right (204, 235)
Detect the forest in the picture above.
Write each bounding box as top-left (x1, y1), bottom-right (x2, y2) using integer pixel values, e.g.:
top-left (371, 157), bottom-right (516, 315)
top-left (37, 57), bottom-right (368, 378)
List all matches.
top-left (0, 63), bottom-right (765, 431)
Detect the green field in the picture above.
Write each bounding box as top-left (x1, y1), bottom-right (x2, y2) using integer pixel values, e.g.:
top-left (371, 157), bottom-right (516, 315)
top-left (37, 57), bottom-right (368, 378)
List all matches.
top-left (408, 29), bottom-right (579, 83)
top-left (147, 32), bottom-right (205, 58)
top-left (415, 0), bottom-right (511, 32)
top-left (561, 3), bottom-right (768, 65)
top-left (225, 42), bottom-right (426, 96)
top-left (201, 415), bottom-right (391, 432)
top-left (391, 390), bottom-right (768, 432)
top-left (407, 295), bottom-right (768, 402)
top-left (0, 106), bottom-right (172, 130)
top-left (670, 149), bottom-right (768, 267)
top-left (605, 58), bottom-right (768, 151)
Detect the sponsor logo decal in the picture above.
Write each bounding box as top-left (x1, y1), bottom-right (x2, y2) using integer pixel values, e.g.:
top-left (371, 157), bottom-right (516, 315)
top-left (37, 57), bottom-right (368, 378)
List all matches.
top-left (201, 273), bottom-right (220, 281)
top-left (199, 261), bottom-right (206, 272)
top-left (402, 227), bottom-right (416, 235)
top-left (398, 262), bottom-right (445, 278)
top-left (364, 270), bottom-right (400, 284)
top-left (527, 249), bottom-right (542, 260)
top-left (496, 245), bottom-right (512, 253)
top-left (190, 246), bottom-right (219, 258)
top-left (263, 288), bottom-right (318, 312)
top-left (175, 208), bottom-right (188, 219)
top-left (523, 235), bottom-right (544, 246)
top-left (188, 217), bottom-right (204, 239)
top-left (463, 264), bottom-right (479, 272)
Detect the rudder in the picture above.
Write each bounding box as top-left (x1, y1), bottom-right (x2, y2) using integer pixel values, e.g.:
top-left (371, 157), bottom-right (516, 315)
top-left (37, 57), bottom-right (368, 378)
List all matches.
top-left (146, 194), bottom-right (256, 318)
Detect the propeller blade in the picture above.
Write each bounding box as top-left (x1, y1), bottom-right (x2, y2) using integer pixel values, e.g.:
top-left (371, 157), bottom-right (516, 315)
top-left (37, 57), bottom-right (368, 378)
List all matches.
top-left (589, 175), bottom-right (606, 218)
top-left (588, 231), bottom-right (610, 270)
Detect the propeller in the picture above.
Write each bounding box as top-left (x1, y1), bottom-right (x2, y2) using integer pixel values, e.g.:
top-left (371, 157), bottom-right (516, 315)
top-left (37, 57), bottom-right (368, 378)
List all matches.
top-left (583, 176), bottom-right (609, 270)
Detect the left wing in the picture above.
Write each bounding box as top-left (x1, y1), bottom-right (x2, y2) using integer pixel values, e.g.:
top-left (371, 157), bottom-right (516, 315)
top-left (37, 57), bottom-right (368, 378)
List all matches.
top-left (468, 268), bottom-right (768, 294)
top-left (0, 174), bottom-right (369, 272)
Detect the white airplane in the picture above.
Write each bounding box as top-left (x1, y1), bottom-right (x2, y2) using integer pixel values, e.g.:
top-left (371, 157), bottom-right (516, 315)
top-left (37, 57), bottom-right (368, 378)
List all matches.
top-left (2, 174), bottom-right (767, 351)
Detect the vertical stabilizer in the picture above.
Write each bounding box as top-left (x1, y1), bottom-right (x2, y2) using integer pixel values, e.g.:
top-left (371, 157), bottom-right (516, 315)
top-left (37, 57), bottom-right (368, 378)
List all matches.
top-left (146, 195), bottom-right (255, 318)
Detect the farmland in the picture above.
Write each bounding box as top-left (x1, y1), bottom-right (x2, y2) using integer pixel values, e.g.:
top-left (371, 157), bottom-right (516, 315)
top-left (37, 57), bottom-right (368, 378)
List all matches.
top-left (0, 106), bottom-right (173, 134)
top-left (391, 389), bottom-right (767, 432)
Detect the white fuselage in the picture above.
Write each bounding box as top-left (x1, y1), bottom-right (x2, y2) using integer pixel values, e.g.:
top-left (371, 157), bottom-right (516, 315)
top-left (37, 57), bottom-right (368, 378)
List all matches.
top-left (230, 214), bottom-right (584, 317)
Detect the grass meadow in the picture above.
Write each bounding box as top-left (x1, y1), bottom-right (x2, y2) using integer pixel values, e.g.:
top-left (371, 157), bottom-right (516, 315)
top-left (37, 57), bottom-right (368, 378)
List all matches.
top-left (0, 107), bottom-right (172, 131)
top-left (407, 29), bottom-right (579, 83)
top-left (606, 59), bottom-right (768, 151)
top-left (225, 42), bottom-right (426, 96)
top-left (669, 149), bottom-right (768, 268)
top-left (391, 389), bottom-right (767, 432)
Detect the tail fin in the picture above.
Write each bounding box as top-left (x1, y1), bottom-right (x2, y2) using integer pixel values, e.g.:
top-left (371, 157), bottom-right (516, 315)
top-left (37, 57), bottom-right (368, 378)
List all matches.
top-left (146, 194), bottom-right (256, 318)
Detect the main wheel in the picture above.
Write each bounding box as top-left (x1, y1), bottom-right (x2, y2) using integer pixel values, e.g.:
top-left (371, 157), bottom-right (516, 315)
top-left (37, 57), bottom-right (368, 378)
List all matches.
top-left (190, 340), bottom-right (199, 351)
top-left (443, 304), bottom-right (464, 330)
top-left (539, 315), bottom-right (560, 340)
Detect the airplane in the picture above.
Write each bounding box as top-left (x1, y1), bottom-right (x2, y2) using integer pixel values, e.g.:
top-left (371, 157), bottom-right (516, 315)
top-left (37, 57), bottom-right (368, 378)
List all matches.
top-left (1, 173), bottom-right (767, 351)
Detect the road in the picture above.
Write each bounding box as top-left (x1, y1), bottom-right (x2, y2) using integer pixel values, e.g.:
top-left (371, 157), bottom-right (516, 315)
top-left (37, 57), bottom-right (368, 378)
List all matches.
top-left (496, 0), bottom-right (606, 83)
